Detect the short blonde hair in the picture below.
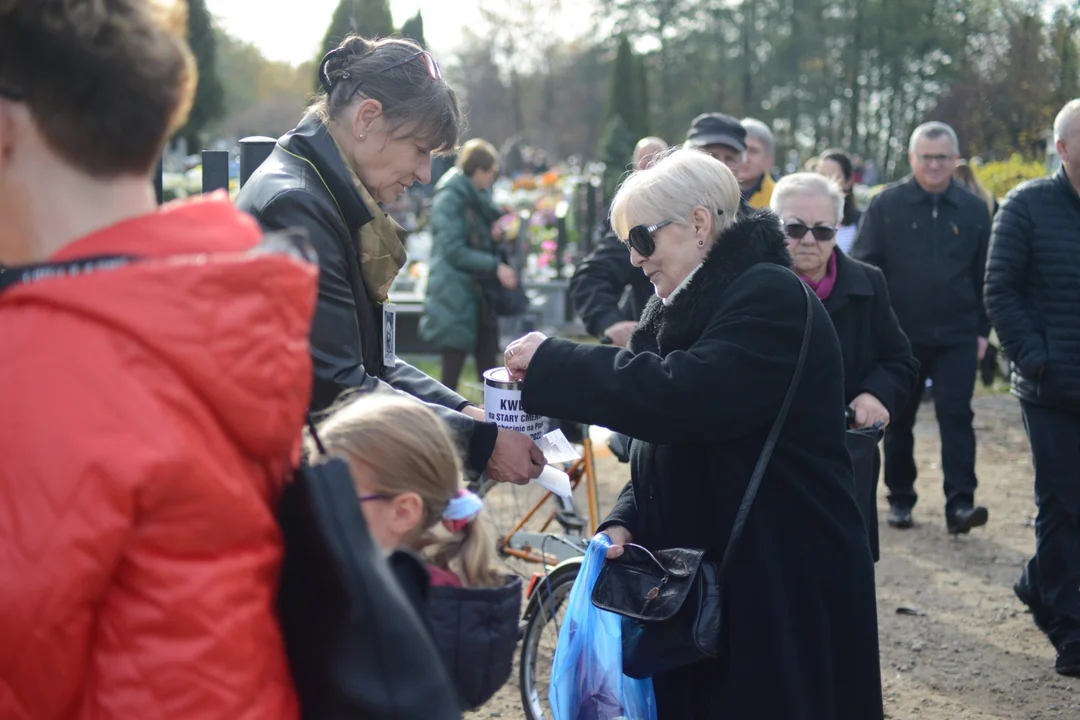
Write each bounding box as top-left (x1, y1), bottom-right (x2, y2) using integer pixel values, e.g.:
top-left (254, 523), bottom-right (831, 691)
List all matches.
top-left (771, 172), bottom-right (844, 227)
top-left (307, 393), bottom-right (501, 588)
top-left (609, 147), bottom-right (741, 242)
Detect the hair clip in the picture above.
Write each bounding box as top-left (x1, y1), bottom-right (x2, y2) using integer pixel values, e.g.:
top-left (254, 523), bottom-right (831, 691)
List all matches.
top-left (318, 47), bottom-right (350, 93)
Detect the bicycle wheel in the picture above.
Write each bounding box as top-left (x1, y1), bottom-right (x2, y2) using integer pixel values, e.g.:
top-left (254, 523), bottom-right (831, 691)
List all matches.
top-left (519, 564), bottom-right (579, 720)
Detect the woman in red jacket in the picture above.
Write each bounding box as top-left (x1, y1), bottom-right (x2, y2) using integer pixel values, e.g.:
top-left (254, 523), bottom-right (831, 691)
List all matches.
top-left (0, 3), bottom-right (314, 718)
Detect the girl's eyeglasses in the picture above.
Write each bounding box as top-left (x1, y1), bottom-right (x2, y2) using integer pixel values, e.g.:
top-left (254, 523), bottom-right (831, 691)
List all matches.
top-left (783, 222), bottom-right (837, 242)
top-left (359, 493), bottom-right (396, 504)
top-left (622, 220), bottom-right (673, 257)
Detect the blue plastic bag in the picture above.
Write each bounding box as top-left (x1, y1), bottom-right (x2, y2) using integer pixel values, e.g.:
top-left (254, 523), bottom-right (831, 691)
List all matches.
top-left (549, 533), bottom-right (657, 720)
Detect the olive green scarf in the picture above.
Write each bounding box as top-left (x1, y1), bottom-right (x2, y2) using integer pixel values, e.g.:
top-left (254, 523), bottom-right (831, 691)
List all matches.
top-left (334, 143), bottom-right (408, 303)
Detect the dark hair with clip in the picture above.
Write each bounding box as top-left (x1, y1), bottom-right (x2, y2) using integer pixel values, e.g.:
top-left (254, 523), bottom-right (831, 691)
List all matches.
top-left (310, 35), bottom-right (462, 155)
top-left (0, 0), bottom-right (196, 177)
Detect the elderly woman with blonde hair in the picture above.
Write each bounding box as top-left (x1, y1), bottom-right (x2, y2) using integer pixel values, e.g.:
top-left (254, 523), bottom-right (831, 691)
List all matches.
top-left (504, 149), bottom-right (882, 719)
top-left (773, 172), bottom-right (918, 559)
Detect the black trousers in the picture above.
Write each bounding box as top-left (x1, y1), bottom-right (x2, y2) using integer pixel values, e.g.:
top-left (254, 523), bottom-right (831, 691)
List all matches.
top-left (884, 339), bottom-right (978, 514)
top-left (440, 314), bottom-right (500, 392)
top-left (1018, 400), bottom-right (1080, 648)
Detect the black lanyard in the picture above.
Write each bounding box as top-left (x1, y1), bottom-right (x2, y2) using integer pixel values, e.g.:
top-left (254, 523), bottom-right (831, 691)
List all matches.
top-left (0, 255), bottom-right (136, 294)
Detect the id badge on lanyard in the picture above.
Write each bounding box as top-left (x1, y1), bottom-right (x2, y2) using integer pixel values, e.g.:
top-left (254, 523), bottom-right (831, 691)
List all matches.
top-left (382, 302), bottom-right (398, 368)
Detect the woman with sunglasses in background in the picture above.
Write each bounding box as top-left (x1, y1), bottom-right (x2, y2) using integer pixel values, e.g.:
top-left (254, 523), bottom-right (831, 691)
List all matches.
top-left (772, 173), bottom-right (918, 557)
top-left (236, 35), bottom-right (544, 486)
top-left (503, 149), bottom-right (883, 719)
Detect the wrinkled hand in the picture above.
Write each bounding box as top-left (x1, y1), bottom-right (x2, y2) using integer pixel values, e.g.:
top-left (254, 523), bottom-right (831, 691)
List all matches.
top-left (485, 428), bottom-right (546, 485)
top-left (602, 525), bottom-right (633, 560)
top-left (977, 336), bottom-right (989, 362)
top-left (850, 392), bottom-right (890, 429)
top-left (496, 263), bottom-right (518, 290)
top-left (504, 332), bottom-right (548, 380)
top-left (603, 320), bottom-right (637, 348)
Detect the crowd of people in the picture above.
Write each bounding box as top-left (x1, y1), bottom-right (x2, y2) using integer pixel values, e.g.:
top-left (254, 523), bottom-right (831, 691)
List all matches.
top-left (2, 1), bottom-right (1080, 718)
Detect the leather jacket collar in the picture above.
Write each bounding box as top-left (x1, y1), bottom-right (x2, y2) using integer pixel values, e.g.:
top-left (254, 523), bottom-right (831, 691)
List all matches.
top-left (279, 113), bottom-right (375, 232)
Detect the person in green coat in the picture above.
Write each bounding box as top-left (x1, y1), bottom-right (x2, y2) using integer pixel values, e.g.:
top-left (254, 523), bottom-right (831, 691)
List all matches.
top-left (421, 139), bottom-right (518, 390)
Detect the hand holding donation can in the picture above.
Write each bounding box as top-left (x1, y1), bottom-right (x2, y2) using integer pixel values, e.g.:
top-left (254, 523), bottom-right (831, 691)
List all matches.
top-left (483, 367), bottom-right (576, 499)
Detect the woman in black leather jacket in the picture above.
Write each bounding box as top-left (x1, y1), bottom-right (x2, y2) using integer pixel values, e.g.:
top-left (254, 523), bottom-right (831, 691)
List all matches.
top-left (235, 35), bottom-right (543, 485)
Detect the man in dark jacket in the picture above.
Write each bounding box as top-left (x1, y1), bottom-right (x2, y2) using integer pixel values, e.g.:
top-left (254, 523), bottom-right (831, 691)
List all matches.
top-left (570, 136), bottom-right (667, 346)
top-left (572, 123), bottom-right (756, 346)
top-left (985, 99), bottom-right (1080, 677)
top-left (852, 121), bottom-right (991, 534)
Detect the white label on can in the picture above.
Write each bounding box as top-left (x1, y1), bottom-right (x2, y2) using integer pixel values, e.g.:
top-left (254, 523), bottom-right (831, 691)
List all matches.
top-left (484, 383), bottom-right (548, 441)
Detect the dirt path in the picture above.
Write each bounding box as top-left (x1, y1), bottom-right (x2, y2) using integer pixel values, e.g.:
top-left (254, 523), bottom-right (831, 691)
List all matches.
top-left (470, 393), bottom-right (1080, 718)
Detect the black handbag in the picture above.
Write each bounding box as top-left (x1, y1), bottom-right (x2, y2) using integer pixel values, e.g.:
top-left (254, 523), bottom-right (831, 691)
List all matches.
top-left (278, 419), bottom-right (462, 719)
top-left (846, 424), bottom-right (884, 562)
top-left (465, 206), bottom-right (529, 317)
top-left (591, 280), bottom-right (813, 680)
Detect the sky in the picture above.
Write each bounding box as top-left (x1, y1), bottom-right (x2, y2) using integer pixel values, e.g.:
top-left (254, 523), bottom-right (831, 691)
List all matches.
top-left (207, 0), bottom-right (491, 66)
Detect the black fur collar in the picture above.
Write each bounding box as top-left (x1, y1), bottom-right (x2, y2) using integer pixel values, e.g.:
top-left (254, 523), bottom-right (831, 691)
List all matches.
top-left (628, 209), bottom-right (793, 355)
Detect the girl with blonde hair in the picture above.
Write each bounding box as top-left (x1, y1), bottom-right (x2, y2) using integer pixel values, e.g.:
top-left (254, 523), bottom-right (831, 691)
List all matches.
top-left (309, 393), bottom-right (521, 710)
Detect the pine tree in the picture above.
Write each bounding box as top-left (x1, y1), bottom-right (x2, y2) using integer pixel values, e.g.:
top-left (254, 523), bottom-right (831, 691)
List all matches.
top-left (633, 53), bottom-right (650, 138)
top-left (399, 10), bottom-right (426, 49)
top-left (316, 0), bottom-right (395, 88)
top-left (1050, 7), bottom-right (1080, 111)
top-left (178, 0), bottom-right (225, 151)
top-left (606, 35), bottom-right (640, 142)
top-left (600, 115), bottom-right (635, 204)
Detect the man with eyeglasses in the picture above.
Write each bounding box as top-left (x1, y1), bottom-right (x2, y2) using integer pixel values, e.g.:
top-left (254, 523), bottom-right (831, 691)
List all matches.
top-left (852, 121), bottom-right (991, 535)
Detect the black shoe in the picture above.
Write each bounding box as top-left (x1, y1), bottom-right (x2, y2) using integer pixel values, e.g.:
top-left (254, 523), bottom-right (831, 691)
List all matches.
top-left (947, 505), bottom-right (989, 534)
top-left (1014, 582), bottom-right (1055, 635)
top-left (887, 506), bottom-right (914, 529)
top-left (1056, 643), bottom-right (1080, 677)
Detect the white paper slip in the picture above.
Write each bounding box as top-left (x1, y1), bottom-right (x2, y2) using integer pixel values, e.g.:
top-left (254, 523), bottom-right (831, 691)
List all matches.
top-left (533, 464), bottom-right (572, 499)
top-left (537, 429), bottom-right (581, 464)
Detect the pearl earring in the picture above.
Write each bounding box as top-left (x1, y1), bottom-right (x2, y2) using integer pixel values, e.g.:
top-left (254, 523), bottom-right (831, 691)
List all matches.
top-left (698, 239), bottom-right (705, 248)
top-left (358, 133), bottom-right (365, 139)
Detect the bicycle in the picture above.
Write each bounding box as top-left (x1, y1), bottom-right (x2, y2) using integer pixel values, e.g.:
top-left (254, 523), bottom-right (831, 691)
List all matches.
top-left (471, 420), bottom-right (608, 720)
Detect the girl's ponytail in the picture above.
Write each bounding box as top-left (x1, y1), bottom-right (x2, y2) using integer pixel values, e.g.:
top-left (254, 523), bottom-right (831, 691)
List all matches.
top-left (427, 489), bottom-right (502, 588)
top-left (309, 395), bottom-right (504, 589)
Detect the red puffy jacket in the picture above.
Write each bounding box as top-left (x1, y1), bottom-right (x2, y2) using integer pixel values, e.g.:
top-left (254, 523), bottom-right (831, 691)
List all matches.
top-left (0, 196), bottom-right (316, 719)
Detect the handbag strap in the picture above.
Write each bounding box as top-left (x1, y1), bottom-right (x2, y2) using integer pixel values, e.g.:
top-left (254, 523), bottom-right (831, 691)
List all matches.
top-left (716, 278), bottom-right (813, 579)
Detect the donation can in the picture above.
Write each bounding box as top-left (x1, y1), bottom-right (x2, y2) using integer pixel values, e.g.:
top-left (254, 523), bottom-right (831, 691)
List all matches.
top-left (483, 367), bottom-right (548, 441)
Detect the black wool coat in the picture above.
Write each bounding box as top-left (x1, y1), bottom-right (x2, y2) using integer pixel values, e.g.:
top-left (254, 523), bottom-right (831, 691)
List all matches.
top-left (824, 249), bottom-right (919, 415)
top-left (521, 211), bottom-right (883, 719)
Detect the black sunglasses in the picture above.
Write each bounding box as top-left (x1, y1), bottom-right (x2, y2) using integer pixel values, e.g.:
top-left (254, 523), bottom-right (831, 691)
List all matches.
top-left (622, 220), bottom-right (673, 257)
top-left (784, 222), bottom-right (837, 242)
